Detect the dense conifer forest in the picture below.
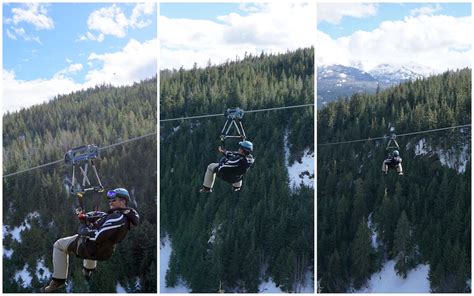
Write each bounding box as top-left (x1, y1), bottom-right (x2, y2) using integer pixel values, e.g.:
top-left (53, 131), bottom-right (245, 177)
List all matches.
top-left (160, 48), bottom-right (314, 292)
top-left (3, 78), bottom-right (157, 292)
top-left (317, 68), bottom-right (471, 292)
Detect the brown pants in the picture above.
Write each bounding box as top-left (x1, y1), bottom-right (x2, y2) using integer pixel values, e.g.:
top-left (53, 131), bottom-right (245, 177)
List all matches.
top-left (52, 235), bottom-right (97, 279)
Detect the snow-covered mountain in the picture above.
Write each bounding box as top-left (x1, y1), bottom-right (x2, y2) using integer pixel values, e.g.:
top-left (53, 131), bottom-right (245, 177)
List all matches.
top-left (317, 63), bottom-right (435, 108)
top-left (317, 64), bottom-right (378, 108)
top-left (369, 63), bottom-right (435, 85)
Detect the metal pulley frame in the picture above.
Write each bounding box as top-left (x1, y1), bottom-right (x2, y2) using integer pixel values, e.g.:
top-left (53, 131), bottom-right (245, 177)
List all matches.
top-left (386, 126), bottom-right (400, 150)
top-left (65, 144), bottom-right (104, 212)
top-left (220, 108), bottom-right (246, 146)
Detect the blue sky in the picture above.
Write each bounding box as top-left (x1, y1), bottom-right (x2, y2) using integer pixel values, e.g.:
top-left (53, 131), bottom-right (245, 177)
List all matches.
top-left (318, 3), bottom-right (471, 39)
top-left (161, 3), bottom-right (247, 21)
top-left (3, 3), bottom-right (157, 113)
top-left (317, 3), bottom-right (472, 72)
top-left (159, 2), bottom-right (316, 70)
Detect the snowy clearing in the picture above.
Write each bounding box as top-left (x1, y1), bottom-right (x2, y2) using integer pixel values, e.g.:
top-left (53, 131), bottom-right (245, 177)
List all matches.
top-left (14, 264), bottom-right (32, 288)
top-left (411, 138), bottom-right (469, 173)
top-left (355, 260), bottom-right (430, 293)
top-left (4, 211), bottom-right (41, 243)
top-left (4, 248), bottom-right (14, 259)
top-left (259, 278), bottom-right (283, 293)
top-left (284, 131), bottom-right (314, 190)
top-left (35, 258), bottom-right (52, 282)
top-left (160, 236), bottom-right (192, 293)
top-left (116, 282), bottom-right (127, 293)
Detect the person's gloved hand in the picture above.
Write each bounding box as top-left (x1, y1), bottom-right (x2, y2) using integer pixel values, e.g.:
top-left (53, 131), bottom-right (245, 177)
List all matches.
top-left (78, 212), bottom-right (86, 223)
top-left (78, 223), bottom-right (94, 238)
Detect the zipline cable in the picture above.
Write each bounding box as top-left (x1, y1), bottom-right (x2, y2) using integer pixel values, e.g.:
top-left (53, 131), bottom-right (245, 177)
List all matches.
top-left (159, 103), bottom-right (315, 122)
top-left (3, 131), bottom-right (157, 178)
top-left (3, 103), bottom-right (315, 178)
top-left (317, 123), bottom-right (471, 147)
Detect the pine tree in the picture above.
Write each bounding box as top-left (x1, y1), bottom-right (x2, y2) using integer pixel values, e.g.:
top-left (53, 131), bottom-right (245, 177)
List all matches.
top-left (393, 210), bottom-right (414, 278)
top-left (351, 218), bottom-right (373, 290)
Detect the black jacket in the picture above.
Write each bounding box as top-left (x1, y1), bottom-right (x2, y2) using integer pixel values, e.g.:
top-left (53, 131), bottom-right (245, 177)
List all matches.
top-left (68, 207), bottom-right (139, 261)
top-left (216, 150), bottom-right (255, 183)
top-left (385, 156), bottom-right (402, 168)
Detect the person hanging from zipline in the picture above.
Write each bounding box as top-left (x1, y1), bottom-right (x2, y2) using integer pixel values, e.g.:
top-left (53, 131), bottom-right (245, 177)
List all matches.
top-left (199, 141), bottom-right (255, 193)
top-left (43, 188), bottom-right (139, 292)
top-left (382, 149), bottom-right (403, 176)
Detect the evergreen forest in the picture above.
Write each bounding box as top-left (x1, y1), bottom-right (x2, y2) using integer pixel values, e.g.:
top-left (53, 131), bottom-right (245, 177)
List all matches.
top-left (317, 68), bottom-right (471, 292)
top-left (160, 48), bottom-right (314, 292)
top-left (3, 78), bottom-right (157, 292)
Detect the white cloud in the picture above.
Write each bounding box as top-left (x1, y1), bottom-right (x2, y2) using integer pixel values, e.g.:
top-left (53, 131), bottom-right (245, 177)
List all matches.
top-left (2, 69), bottom-right (83, 113)
top-left (318, 3), bottom-right (377, 24)
top-left (3, 38), bottom-right (157, 113)
top-left (10, 26), bottom-right (42, 44)
top-left (5, 3), bottom-right (52, 43)
top-left (76, 32), bottom-right (105, 43)
top-left (410, 4), bottom-right (442, 16)
top-left (84, 3), bottom-right (155, 41)
top-left (6, 29), bottom-right (17, 40)
top-left (86, 38), bottom-right (157, 85)
top-left (317, 14), bottom-right (472, 72)
top-left (130, 3), bottom-right (155, 28)
top-left (10, 3), bottom-right (54, 30)
top-left (87, 4), bottom-right (129, 38)
top-left (160, 2), bottom-right (316, 70)
top-left (53, 63), bottom-right (83, 79)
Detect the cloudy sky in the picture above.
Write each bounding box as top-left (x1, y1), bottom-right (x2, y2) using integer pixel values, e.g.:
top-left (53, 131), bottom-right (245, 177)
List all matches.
top-left (160, 2), bottom-right (316, 70)
top-left (2, 3), bottom-right (157, 113)
top-left (317, 3), bottom-right (472, 72)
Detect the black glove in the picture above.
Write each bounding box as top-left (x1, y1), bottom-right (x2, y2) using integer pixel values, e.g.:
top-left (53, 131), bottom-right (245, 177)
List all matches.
top-left (77, 224), bottom-right (94, 238)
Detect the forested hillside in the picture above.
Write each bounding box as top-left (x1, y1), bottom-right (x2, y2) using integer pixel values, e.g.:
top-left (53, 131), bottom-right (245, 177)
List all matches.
top-left (3, 78), bottom-right (157, 292)
top-left (317, 68), bottom-right (471, 292)
top-left (160, 48), bottom-right (314, 292)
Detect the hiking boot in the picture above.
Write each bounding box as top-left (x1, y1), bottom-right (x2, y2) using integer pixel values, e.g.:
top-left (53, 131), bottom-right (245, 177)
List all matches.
top-left (43, 279), bottom-right (66, 293)
top-left (233, 187), bottom-right (241, 192)
top-left (199, 187), bottom-right (212, 193)
top-left (398, 172), bottom-right (404, 176)
top-left (82, 267), bottom-right (95, 282)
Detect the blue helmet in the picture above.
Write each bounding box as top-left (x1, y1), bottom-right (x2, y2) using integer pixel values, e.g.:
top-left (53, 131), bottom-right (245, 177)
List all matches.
top-left (239, 140), bottom-right (253, 153)
top-left (393, 150), bottom-right (399, 157)
top-left (107, 188), bottom-right (130, 201)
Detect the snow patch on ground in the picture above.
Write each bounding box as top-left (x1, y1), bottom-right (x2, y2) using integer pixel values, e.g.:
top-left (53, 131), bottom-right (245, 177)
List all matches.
top-left (367, 213), bottom-right (379, 249)
top-left (437, 144), bottom-right (469, 173)
top-left (414, 138), bottom-right (429, 155)
top-left (296, 271), bottom-right (314, 293)
top-left (259, 277), bottom-right (283, 293)
top-left (355, 260), bottom-right (430, 293)
top-left (411, 138), bottom-right (469, 173)
top-left (35, 258), bottom-right (52, 282)
top-left (14, 264), bottom-right (32, 288)
top-left (4, 211), bottom-right (41, 243)
top-left (160, 235), bottom-right (191, 293)
top-left (135, 277), bottom-right (141, 290)
top-left (207, 224), bottom-right (222, 245)
top-left (4, 248), bottom-right (14, 259)
top-left (116, 282), bottom-right (127, 293)
top-left (284, 131), bottom-right (314, 190)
